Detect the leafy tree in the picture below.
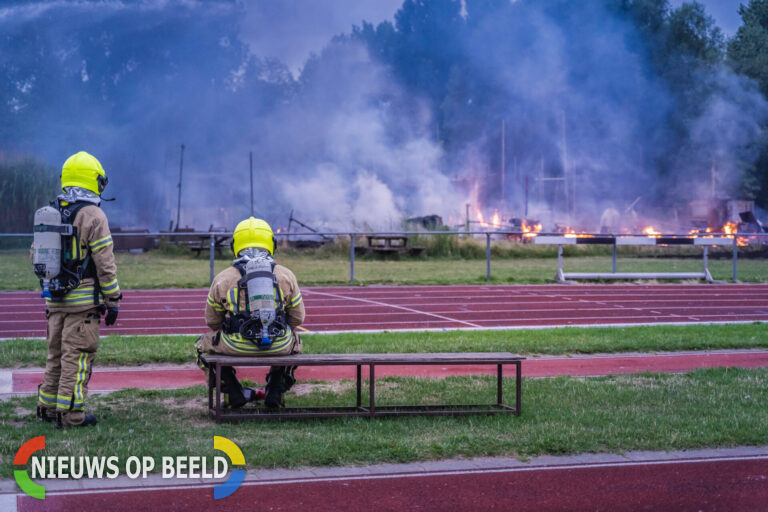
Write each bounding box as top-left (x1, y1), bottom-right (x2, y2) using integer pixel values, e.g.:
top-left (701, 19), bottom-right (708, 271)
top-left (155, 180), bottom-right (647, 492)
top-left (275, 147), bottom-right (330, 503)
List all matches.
top-left (667, 2), bottom-right (725, 64)
top-left (729, 0), bottom-right (768, 207)
top-left (729, 0), bottom-right (768, 97)
top-left (0, 157), bottom-right (58, 233)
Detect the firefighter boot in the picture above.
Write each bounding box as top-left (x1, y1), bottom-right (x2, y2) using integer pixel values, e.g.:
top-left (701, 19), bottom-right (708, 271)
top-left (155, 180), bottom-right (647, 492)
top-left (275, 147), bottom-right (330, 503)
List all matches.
top-left (265, 367), bottom-right (296, 408)
top-left (220, 366), bottom-right (248, 409)
top-left (56, 412), bottom-right (98, 429)
top-left (37, 406), bottom-right (55, 423)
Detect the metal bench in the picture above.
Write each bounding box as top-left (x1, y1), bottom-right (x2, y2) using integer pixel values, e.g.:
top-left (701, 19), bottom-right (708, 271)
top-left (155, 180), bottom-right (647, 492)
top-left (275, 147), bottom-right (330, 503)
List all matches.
top-left (355, 235), bottom-right (425, 257)
top-left (200, 352), bottom-right (525, 422)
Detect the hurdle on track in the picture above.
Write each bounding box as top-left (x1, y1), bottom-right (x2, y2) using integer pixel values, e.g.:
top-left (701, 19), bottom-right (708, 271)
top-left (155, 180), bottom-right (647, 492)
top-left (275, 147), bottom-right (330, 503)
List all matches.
top-left (533, 235), bottom-right (734, 283)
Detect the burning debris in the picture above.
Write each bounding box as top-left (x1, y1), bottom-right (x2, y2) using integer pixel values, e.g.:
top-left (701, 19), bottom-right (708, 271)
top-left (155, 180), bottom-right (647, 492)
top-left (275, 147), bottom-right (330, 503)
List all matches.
top-left (460, 193), bottom-right (766, 248)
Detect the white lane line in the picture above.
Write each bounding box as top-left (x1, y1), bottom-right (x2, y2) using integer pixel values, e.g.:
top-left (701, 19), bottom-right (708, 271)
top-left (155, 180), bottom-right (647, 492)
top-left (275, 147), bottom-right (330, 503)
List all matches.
top-left (11, 454), bottom-right (768, 498)
top-left (0, 370), bottom-right (12, 394)
top-left (4, 296), bottom-right (768, 311)
top-left (299, 311), bottom-right (768, 326)
top-left (290, 319), bottom-right (768, 335)
top-left (0, 494), bottom-right (16, 512)
top-left (287, 319), bottom-right (768, 335)
top-left (3, 317), bottom-right (768, 340)
top-left (303, 289), bottom-right (482, 328)
top-left (4, 305), bottom-right (768, 326)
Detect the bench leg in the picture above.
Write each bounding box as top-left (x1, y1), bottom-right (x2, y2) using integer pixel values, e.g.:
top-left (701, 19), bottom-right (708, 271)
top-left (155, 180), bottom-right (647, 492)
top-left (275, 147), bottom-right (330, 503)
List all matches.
top-left (369, 364), bottom-right (375, 418)
top-left (208, 368), bottom-right (213, 412)
top-left (356, 364), bottom-right (361, 408)
top-left (497, 363), bottom-right (503, 406)
top-left (515, 361), bottom-right (522, 416)
top-left (215, 362), bottom-right (222, 424)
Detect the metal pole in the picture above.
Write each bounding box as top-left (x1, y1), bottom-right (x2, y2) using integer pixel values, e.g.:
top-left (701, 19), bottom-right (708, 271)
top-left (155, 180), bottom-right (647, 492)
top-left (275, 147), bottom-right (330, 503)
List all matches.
top-left (349, 234), bottom-right (355, 282)
top-left (703, 246), bottom-right (709, 279)
top-left (500, 120), bottom-right (505, 208)
top-left (524, 175), bottom-right (529, 217)
top-left (249, 151), bottom-right (254, 217)
top-left (612, 242), bottom-right (617, 273)
top-left (732, 236), bottom-right (738, 282)
top-left (486, 232), bottom-right (491, 282)
top-left (561, 110), bottom-right (569, 220)
top-left (175, 144), bottom-right (185, 230)
top-left (209, 234), bottom-right (215, 285)
top-left (465, 203), bottom-right (470, 233)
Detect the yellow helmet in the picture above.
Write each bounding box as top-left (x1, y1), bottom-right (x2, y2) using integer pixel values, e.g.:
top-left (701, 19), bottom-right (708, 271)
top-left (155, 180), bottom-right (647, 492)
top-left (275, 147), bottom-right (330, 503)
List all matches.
top-left (61, 151), bottom-right (108, 195)
top-left (233, 217), bottom-right (275, 256)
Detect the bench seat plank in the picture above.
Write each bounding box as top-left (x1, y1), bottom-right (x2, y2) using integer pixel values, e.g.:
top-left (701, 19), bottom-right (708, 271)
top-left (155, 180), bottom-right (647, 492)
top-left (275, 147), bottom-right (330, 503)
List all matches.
top-left (201, 352), bottom-right (525, 366)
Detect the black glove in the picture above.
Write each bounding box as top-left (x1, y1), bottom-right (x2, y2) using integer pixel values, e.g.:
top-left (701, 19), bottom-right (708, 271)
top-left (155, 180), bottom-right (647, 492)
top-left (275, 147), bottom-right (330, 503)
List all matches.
top-left (104, 307), bottom-right (119, 326)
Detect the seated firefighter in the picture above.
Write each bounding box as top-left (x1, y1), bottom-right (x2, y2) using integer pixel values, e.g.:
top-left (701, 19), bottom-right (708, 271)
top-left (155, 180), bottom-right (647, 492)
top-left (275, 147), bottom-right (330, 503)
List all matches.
top-left (195, 217), bottom-right (304, 408)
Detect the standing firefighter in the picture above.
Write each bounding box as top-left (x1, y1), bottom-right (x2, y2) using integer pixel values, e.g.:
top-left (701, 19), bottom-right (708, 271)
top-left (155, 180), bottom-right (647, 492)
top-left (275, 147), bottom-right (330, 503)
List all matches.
top-left (32, 151), bottom-right (121, 428)
top-left (196, 217), bottom-right (305, 408)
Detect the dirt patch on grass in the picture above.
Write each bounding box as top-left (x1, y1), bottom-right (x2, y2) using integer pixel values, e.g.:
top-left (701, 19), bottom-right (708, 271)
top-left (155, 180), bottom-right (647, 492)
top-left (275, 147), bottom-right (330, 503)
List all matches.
top-left (4, 406), bottom-right (35, 427)
top-left (291, 381), bottom-right (353, 396)
top-left (161, 397), bottom-right (202, 411)
top-left (15, 406), bottom-right (34, 417)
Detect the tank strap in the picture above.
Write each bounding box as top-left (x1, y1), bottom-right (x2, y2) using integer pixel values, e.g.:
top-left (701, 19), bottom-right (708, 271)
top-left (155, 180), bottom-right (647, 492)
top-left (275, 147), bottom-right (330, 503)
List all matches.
top-left (269, 262), bottom-right (285, 311)
top-left (33, 224), bottom-right (73, 234)
top-left (234, 262), bottom-right (247, 314)
top-left (57, 201), bottom-right (102, 304)
top-left (58, 200), bottom-right (92, 225)
top-left (57, 201), bottom-right (91, 261)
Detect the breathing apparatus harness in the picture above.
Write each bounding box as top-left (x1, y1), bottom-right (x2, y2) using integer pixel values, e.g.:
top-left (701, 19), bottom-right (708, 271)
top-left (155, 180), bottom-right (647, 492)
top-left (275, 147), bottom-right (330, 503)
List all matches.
top-left (33, 199), bottom-right (100, 302)
top-left (221, 257), bottom-right (288, 348)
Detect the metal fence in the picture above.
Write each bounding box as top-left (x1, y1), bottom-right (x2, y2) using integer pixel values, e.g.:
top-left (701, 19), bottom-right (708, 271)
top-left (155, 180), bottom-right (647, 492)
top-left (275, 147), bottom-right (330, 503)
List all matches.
top-left (3, 230), bottom-right (767, 284)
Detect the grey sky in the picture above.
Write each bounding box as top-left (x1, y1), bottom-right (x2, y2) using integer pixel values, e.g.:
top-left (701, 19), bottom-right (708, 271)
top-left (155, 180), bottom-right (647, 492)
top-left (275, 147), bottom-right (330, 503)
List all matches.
top-left (239, 0), bottom-right (403, 74)
top-left (668, 0), bottom-right (743, 36)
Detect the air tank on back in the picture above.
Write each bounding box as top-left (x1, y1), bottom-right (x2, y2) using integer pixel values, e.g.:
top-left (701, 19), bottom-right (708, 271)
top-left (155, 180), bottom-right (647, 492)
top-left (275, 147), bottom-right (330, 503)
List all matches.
top-left (33, 206), bottom-right (64, 298)
top-left (245, 255), bottom-right (275, 345)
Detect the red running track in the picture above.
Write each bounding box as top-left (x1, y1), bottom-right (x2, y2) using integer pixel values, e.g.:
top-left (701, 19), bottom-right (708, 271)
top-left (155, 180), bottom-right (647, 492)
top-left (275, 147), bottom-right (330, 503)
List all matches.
top-left (2, 284), bottom-right (768, 338)
top-left (14, 454), bottom-right (768, 511)
top-left (9, 350), bottom-right (768, 394)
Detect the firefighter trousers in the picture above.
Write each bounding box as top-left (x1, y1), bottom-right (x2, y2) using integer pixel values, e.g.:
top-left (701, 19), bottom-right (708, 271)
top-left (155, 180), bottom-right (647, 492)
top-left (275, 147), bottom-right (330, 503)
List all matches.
top-left (195, 330), bottom-right (301, 387)
top-left (37, 309), bottom-right (100, 426)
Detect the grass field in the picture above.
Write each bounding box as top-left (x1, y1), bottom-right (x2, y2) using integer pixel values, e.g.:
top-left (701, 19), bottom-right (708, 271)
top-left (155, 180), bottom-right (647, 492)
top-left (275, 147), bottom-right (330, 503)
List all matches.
top-left (1, 367), bottom-right (766, 478)
top-left (3, 242), bottom-right (766, 479)
top-left (1, 323), bottom-right (765, 367)
top-left (2, 249), bottom-right (767, 289)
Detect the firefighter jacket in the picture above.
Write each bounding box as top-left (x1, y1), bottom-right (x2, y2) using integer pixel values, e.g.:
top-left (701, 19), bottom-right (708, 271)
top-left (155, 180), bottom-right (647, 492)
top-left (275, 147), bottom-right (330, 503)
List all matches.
top-left (205, 264), bottom-right (304, 355)
top-left (44, 204), bottom-right (121, 313)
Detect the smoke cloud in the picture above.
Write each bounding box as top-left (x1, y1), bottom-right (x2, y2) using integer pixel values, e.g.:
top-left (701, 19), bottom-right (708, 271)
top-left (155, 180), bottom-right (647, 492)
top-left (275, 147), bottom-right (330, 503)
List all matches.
top-left (1, 0), bottom-right (766, 233)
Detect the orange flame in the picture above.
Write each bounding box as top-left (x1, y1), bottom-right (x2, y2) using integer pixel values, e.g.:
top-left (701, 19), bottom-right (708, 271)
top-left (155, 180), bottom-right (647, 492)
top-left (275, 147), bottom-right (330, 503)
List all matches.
top-left (642, 226), bottom-right (661, 238)
top-left (689, 223), bottom-right (749, 246)
top-left (491, 210), bottom-right (501, 227)
top-left (721, 222), bottom-right (748, 246)
top-left (562, 226), bottom-right (593, 238)
top-left (521, 220), bottom-right (543, 238)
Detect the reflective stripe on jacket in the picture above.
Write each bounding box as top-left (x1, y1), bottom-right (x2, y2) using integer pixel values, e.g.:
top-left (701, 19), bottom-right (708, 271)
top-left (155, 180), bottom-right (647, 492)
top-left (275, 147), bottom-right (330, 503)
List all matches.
top-left (205, 264), bottom-right (305, 347)
top-left (45, 204), bottom-right (120, 313)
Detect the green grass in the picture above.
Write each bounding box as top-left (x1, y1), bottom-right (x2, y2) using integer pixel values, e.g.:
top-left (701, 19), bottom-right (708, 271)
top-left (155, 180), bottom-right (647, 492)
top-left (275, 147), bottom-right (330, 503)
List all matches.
top-left (1, 367), bottom-right (767, 477)
top-left (2, 249), bottom-right (767, 289)
top-left (1, 323), bottom-right (765, 368)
